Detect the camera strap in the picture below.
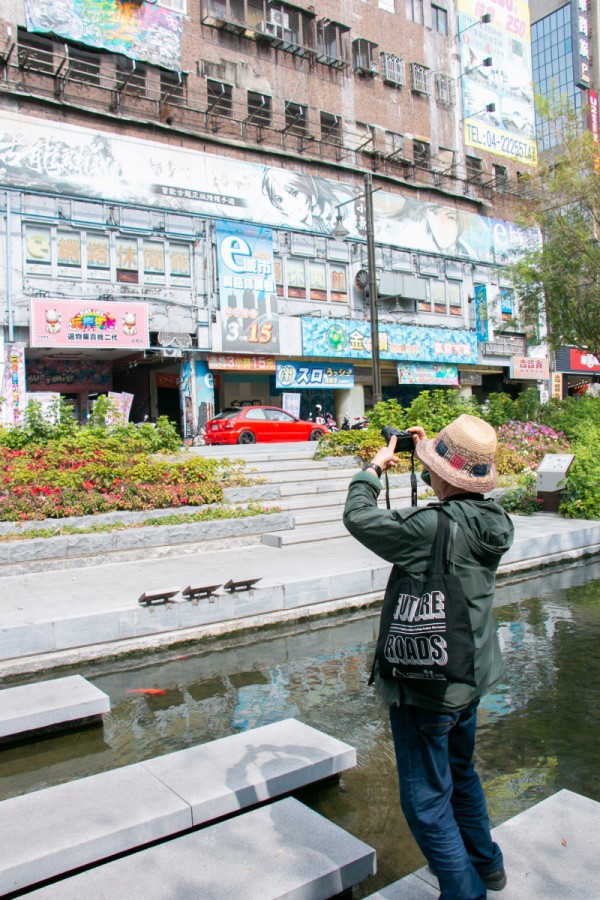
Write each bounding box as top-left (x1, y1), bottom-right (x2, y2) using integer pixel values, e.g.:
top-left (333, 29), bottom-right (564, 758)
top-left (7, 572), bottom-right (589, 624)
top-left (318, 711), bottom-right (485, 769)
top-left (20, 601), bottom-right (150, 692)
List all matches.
top-left (384, 450), bottom-right (418, 509)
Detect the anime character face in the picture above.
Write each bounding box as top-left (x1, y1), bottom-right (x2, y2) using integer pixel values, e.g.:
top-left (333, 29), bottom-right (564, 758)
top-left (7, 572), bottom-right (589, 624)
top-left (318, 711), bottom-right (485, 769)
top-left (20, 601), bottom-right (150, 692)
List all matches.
top-left (426, 207), bottom-right (460, 251)
top-left (262, 169), bottom-right (318, 226)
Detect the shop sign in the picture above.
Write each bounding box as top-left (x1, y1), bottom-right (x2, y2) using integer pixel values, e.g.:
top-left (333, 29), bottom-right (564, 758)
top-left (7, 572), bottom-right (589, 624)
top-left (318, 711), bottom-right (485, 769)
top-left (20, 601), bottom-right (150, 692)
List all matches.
top-left (282, 393), bottom-right (301, 418)
top-left (552, 372), bottom-right (563, 399)
top-left (216, 221), bottom-right (279, 354)
top-left (107, 391), bottom-right (134, 423)
top-left (589, 90), bottom-right (599, 142)
top-left (474, 285), bottom-right (489, 343)
top-left (27, 357), bottom-right (112, 393)
top-left (156, 373), bottom-right (180, 389)
top-left (276, 362), bottom-right (354, 389)
top-left (572, 0), bottom-right (591, 89)
top-left (302, 318), bottom-right (477, 364)
top-left (3, 343), bottom-right (27, 425)
top-left (397, 363), bottom-right (458, 386)
top-left (25, 0), bottom-right (182, 71)
top-left (459, 371), bottom-right (483, 386)
top-left (207, 354), bottom-right (276, 371)
top-left (569, 349), bottom-right (600, 372)
top-left (510, 356), bottom-right (550, 380)
top-left (30, 299), bottom-right (149, 349)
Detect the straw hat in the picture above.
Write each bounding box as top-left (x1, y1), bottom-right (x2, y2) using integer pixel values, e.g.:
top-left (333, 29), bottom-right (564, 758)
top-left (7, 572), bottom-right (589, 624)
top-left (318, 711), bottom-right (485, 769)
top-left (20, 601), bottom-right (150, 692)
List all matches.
top-left (415, 414), bottom-right (498, 493)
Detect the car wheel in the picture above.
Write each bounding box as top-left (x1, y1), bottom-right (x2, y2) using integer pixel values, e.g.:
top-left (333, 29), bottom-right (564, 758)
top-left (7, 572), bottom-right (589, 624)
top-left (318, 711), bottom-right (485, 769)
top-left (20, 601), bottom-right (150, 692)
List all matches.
top-left (237, 430), bottom-right (256, 445)
top-left (309, 429), bottom-right (324, 441)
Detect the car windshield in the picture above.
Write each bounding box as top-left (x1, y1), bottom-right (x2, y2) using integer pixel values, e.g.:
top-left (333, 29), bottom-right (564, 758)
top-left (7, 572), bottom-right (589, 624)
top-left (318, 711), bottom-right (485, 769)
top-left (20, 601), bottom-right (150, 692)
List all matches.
top-left (211, 409), bottom-right (240, 421)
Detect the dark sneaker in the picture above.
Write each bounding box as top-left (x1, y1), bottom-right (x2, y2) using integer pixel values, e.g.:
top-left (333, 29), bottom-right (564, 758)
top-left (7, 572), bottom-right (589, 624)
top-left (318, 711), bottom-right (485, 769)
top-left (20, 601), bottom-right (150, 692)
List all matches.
top-left (426, 865), bottom-right (507, 892)
top-left (480, 867), bottom-right (507, 891)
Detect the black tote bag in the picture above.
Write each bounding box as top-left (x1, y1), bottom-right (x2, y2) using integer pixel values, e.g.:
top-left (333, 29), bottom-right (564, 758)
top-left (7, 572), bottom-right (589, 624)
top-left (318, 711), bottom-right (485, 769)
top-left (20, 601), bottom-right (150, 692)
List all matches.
top-left (374, 509), bottom-right (476, 686)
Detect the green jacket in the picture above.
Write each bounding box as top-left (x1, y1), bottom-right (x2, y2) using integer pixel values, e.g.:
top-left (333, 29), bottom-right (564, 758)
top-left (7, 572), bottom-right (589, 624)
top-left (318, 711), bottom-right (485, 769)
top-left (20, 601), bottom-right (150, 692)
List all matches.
top-left (343, 470), bottom-right (515, 712)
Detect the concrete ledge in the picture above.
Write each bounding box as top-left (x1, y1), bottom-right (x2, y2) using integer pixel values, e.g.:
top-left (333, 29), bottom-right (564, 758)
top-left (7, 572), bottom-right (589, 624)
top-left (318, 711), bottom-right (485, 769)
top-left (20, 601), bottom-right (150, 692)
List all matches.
top-left (0, 675), bottom-right (109, 740)
top-left (0, 719), bottom-right (357, 895)
top-left (0, 513), bottom-right (292, 569)
top-left (364, 789), bottom-right (600, 899)
top-left (26, 797), bottom-right (376, 900)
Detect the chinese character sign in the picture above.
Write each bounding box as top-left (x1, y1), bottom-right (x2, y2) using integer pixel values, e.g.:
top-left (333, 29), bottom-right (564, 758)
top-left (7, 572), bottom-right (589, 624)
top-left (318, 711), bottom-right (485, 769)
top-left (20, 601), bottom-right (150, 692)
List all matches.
top-left (216, 221), bottom-right (280, 354)
top-left (276, 362), bottom-right (355, 389)
top-left (302, 318), bottom-right (477, 364)
top-left (29, 300), bottom-right (149, 349)
top-left (458, 0), bottom-right (536, 166)
top-left (474, 285), bottom-right (490, 343)
top-left (3, 343), bottom-right (27, 425)
top-left (572, 0), bottom-right (591, 88)
top-left (510, 356), bottom-right (550, 379)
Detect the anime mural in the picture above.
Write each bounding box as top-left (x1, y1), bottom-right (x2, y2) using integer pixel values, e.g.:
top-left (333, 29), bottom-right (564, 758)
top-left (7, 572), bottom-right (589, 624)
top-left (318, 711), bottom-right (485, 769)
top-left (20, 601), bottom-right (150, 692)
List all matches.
top-left (0, 112), bottom-right (541, 265)
top-left (25, 0), bottom-right (182, 70)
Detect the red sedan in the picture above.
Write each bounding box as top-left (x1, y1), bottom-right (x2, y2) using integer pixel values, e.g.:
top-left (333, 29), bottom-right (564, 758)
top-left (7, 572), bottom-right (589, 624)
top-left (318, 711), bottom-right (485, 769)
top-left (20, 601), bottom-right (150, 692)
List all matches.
top-left (204, 406), bottom-right (330, 445)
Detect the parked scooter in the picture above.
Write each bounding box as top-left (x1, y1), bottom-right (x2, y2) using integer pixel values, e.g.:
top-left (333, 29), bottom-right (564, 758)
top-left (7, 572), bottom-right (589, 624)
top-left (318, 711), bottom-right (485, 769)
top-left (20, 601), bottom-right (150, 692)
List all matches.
top-left (324, 412), bottom-right (339, 432)
top-left (341, 415), bottom-right (369, 430)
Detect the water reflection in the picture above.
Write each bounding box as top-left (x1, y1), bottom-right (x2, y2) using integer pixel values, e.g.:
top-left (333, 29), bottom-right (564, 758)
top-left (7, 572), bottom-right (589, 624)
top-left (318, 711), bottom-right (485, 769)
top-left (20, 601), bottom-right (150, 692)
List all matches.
top-left (1, 560), bottom-right (600, 897)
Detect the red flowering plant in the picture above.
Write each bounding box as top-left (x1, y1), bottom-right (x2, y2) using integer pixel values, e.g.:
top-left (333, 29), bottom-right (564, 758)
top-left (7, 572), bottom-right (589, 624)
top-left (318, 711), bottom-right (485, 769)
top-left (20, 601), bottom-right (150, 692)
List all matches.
top-left (0, 421), bottom-right (249, 522)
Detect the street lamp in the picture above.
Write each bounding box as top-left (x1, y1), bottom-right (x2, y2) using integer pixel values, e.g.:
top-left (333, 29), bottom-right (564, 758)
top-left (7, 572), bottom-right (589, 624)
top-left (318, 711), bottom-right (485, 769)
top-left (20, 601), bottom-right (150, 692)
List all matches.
top-left (461, 102), bottom-right (496, 120)
top-left (331, 172), bottom-right (382, 405)
top-left (458, 12), bottom-right (491, 37)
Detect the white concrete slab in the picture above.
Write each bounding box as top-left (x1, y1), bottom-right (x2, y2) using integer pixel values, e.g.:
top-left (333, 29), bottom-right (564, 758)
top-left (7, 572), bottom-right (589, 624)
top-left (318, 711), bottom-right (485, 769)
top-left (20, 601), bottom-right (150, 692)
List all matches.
top-left (0, 675), bottom-right (110, 739)
top-left (27, 798), bottom-right (376, 900)
top-left (143, 717), bottom-right (356, 826)
top-left (0, 764), bottom-right (192, 896)
top-left (364, 789), bottom-right (600, 900)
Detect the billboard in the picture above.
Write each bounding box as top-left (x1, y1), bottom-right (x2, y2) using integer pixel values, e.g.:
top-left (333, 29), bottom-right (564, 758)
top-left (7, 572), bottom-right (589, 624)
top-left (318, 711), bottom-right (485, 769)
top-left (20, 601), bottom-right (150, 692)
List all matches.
top-left (0, 112), bottom-right (541, 265)
top-left (458, 0), bottom-right (537, 166)
top-left (30, 299), bottom-right (149, 349)
top-left (397, 363), bottom-right (459, 386)
top-left (276, 362), bottom-right (354, 389)
top-left (215, 222), bottom-right (279, 354)
top-left (302, 318), bottom-right (477, 364)
top-left (25, 0), bottom-right (182, 70)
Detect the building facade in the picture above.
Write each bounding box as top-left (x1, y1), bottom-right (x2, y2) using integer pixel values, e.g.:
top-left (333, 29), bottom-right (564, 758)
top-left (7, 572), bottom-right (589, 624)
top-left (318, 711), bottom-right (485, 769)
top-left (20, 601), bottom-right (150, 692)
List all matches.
top-left (0, 0), bottom-right (542, 436)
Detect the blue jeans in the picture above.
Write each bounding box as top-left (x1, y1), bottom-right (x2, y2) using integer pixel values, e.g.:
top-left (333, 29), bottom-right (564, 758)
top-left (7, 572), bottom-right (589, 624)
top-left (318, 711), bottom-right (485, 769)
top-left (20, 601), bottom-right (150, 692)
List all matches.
top-left (389, 702), bottom-right (502, 900)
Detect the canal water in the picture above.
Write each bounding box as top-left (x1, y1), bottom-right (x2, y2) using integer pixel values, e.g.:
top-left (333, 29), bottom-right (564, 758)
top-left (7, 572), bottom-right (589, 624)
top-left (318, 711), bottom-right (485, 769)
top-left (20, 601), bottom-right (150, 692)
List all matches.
top-left (2, 557), bottom-right (600, 897)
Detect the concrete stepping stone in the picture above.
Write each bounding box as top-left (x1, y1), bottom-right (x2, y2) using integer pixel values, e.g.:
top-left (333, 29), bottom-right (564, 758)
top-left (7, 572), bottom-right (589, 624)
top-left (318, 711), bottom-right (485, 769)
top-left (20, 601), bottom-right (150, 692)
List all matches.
top-left (0, 674), bottom-right (109, 741)
top-left (0, 718), bottom-right (356, 895)
top-left (363, 788), bottom-right (600, 899)
top-left (26, 797), bottom-right (376, 900)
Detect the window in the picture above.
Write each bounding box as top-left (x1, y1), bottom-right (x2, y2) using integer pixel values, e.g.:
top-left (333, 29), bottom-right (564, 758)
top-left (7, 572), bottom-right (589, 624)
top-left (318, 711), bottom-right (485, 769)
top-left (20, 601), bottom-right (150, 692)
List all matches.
top-left (57, 231), bottom-right (82, 278)
top-left (381, 52), bottom-right (405, 86)
top-left (265, 408), bottom-right (295, 422)
top-left (116, 56), bottom-right (147, 95)
top-left (273, 254), bottom-right (348, 303)
top-left (247, 91), bottom-right (272, 126)
top-left (432, 4), bottom-right (448, 35)
top-left (448, 282), bottom-right (463, 317)
top-left (68, 45), bottom-right (102, 86)
top-left (161, 70), bottom-right (186, 104)
top-left (493, 164), bottom-right (508, 190)
top-left (413, 139), bottom-right (431, 169)
top-left (410, 63), bottom-right (431, 94)
top-left (385, 131), bottom-right (405, 159)
top-left (17, 29), bottom-right (54, 75)
top-left (435, 73), bottom-right (454, 106)
top-left (352, 38), bottom-right (379, 74)
top-left (207, 79), bottom-right (233, 116)
top-left (466, 155), bottom-right (484, 184)
top-left (320, 111), bottom-right (342, 145)
top-left (157, 0), bottom-right (186, 11)
top-left (317, 21), bottom-right (349, 67)
top-left (405, 0), bottom-right (424, 25)
top-left (285, 101), bottom-right (308, 134)
top-left (245, 408), bottom-right (267, 420)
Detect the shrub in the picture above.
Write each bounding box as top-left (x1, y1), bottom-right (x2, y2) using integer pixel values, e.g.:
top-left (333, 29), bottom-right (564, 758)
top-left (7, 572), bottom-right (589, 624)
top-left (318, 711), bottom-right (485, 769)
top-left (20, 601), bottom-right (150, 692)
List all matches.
top-left (560, 423), bottom-right (600, 519)
top-left (495, 421), bottom-right (571, 475)
top-left (499, 473), bottom-right (544, 516)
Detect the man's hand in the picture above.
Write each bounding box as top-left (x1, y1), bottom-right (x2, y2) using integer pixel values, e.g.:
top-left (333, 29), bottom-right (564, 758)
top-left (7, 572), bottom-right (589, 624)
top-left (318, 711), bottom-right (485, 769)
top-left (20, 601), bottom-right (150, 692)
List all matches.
top-left (368, 427), bottom-right (427, 473)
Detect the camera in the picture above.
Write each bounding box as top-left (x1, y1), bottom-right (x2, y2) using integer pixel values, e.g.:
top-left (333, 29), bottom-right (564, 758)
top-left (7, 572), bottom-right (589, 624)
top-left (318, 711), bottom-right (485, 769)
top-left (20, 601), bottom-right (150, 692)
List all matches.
top-left (381, 425), bottom-right (415, 453)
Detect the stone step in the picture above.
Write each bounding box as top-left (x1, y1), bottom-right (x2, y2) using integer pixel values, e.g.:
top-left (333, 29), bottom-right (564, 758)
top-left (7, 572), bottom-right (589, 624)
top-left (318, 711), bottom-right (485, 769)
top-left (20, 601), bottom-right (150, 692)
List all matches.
top-left (191, 442), bottom-right (319, 463)
top-left (279, 484), bottom-right (414, 511)
top-left (0, 718), bottom-right (356, 896)
top-left (363, 789), bottom-right (600, 899)
top-left (0, 675), bottom-right (110, 742)
top-left (26, 797), bottom-right (376, 900)
top-left (263, 520), bottom-right (350, 547)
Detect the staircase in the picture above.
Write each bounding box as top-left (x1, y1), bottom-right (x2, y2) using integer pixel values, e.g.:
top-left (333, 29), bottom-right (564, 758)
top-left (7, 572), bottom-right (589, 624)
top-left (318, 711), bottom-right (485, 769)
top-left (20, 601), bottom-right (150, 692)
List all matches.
top-left (194, 442), bottom-right (421, 548)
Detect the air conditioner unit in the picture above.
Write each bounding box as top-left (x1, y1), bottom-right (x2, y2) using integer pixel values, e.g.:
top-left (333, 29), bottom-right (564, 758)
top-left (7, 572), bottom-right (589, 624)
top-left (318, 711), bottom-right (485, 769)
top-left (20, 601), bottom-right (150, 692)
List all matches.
top-left (159, 348), bottom-right (183, 359)
top-left (268, 8), bottom-right (290, 29)
top-left (369, 61), bottom-right (379, 74)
